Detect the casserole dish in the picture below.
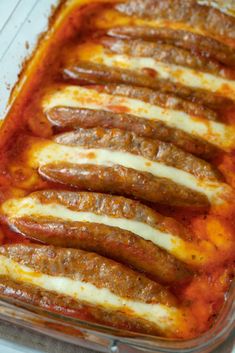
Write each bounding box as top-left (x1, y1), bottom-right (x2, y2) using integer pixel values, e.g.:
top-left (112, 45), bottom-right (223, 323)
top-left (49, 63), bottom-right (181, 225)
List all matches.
top-left (0, 0), bottom-right (234, 352)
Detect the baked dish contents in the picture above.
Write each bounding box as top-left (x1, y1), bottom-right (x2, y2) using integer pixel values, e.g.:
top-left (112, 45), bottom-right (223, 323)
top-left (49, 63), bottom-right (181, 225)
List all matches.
top-left (0, 0), bottom-right (234, 340)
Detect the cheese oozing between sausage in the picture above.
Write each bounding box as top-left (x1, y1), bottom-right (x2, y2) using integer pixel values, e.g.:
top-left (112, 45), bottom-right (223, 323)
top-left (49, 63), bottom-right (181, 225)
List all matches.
top-left (0, 254), bottom-right (184, 335)
top-left (27, 137), bottom-right (230, 205)
top-left (73, 43), bottom-right (235, 100)
top-left (1, 195), bottom-right (209, 265)
top-left (43, 85), bottom-right (235, 150)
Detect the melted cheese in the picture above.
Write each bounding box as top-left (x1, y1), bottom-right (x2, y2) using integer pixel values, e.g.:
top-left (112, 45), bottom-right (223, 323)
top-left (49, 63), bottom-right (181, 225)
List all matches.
top-left (76, 44), bottom-right (235, 100)
top-left (2, 196), bottom-right (181, 251)
top-left (102, 54), bottom-right (235, 97)
top-left (0, 254), bottom-right (182, 334)
top-left (28, 139), bottom-right (229, 204)
top-left (43, 85), bottom-right (235, 150)
top-left (2, 196), bottom-right (207, 265)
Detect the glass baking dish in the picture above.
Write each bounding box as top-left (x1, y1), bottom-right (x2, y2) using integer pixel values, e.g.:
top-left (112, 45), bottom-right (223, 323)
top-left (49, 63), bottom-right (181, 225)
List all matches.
top-left (0, 1), bottom-right (234, 352)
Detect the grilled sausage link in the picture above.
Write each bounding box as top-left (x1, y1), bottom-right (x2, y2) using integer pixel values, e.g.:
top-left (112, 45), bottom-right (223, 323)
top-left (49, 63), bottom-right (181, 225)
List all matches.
top-left (2, 190), bottom-right (192, 283)
top-left (25, 130), bottom-right (213, 207)
top-left (0, 276), bottom-right (176, 336)
top-left (0, 244), bottom-right (175, 304)
top-left (96, 84), bottom-right (218, 121)
top-left (0, 244), bottom-right (196, 338)
top-left (5, 190), bottom-right (191, 238)
top-left (102, 37), bottom-right (227, 78)
top-left (9, 217), bottom-right (193, 284)
top-left (20, 128), bottom-right (229, 206)
top-left (107, 26), bottom-right (235, 67)
top-left (63, 61), bottom-right (231, 110)
top-left (47, 106), bottom-right (217, 159)
top-left (43, 85), bottom-right (235, 150)
top-left (53, 128), bottom-right (220, 181)
top-left (116, 0), bottom-right (235, 41)
top-left (39, 163), bottom-right (209, 208)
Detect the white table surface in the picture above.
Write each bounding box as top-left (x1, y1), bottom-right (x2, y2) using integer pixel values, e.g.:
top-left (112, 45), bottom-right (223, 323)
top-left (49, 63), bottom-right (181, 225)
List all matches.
top-left (0, 1), bottom-right (234, 352)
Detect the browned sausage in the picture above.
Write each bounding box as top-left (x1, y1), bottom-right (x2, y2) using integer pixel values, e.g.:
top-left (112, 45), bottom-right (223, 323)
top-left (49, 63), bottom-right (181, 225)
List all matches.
top-left (115, 0), bottom-right (235, 41)
top-left (63, 61), bottom-right (231, 110)
top-left (39, 163), bottom-right (209, 207)
top-left (1, 244), bottom-right (196, 337)
top-left (6, 190), bottom-right (192, 284)
top-left (53, 128), bottom-right (220, 180)
top-left (9, 132), bottom-right (211, 207)
top-left (9, 190), bottom-right (192, 238)
top-left (11, 217), bottom-right (191, 284)
top-left (107, 26), bottom-right (235, 67)
top-left (0, 277), bottom-right (174, 336)
top-left (101, 37), bottom-right (227, 78)
top-left (47, 106), bottom-right (217, 159)
top-left (0, 244), bottom-right (176, 306)
top-left (95, 84), bottom-right (218, 121)
top-left (33, 128), bottom-right (212, 207)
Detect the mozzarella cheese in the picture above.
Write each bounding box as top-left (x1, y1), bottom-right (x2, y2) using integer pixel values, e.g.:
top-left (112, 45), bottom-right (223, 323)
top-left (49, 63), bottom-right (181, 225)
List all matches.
top-left (74, 43), bottom-right (235, 100)
top-left (43, 85), bottom-right (235, 150)
top-left (0, 254), bottom-right (183, 334)
top-left (27, 138), bottom-right (230, 204)
top-left (2, 195), bottom-right (207, 265)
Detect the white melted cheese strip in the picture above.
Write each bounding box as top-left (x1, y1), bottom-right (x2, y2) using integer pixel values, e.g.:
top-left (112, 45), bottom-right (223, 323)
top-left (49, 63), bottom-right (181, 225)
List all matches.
top-left (89, 48), bottom-right (235, 99)
top-left (43, 86), bottom-right (235, 150)
top-left (2, 196), bottom-right (207, 265)
top-left (29, 139), bottom-right (229, 205)
top-left (0, 255), bottom-right (182, 333)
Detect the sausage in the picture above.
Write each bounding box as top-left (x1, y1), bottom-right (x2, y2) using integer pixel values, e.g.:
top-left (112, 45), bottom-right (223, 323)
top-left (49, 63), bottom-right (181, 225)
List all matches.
top-left (43, 85), bottom-right (235, 150)
top-left (6, 190), bottom-right (191, 238)
top-left (101, 37), bottom-right (227, 78)
top-left (47, 106), bottom-right (217, 158)
top-left (11, 217), bottom-right (191, 284)
top-left (0, 244), bottom-right (185, 337)
top-left (0, 277), bottom-right (175, 336)
top-left (22, 130), bottom-right (227, 206)
top-left (39, 162), bottom-right (209, 207)
top-left (95, 84), bottom-right (218, 121)
top-left (0, 244), bottom-right (197, 338)
top-left (107, 26), bottom-right (235, 67)
top-left (3, 190), bottom-right (192, 284)
top-left (0, 244), bottom-right (177, 305)
top-left (63, 61), bottom-right (232, 110)
top-left (53, 128), bottom-right (220, 181)
top-left (40, 127), bottom-right (215, 207)
top-left (115, 0), bottom-right (235, 41)
top-left (86, 40), bottom-right (235, 101)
